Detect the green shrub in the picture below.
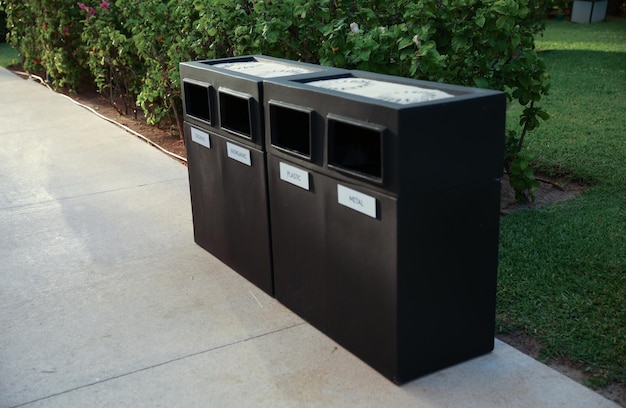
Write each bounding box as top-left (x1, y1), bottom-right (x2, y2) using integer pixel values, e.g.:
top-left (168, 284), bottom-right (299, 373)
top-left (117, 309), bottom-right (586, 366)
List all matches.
top-left (3, 0), bottom-right (88, 89)
top-left (120, 0), bottom-right (216, 136)
top-left (2, 0), bottom-right (550, 199)
top-left (79, 0), bottom-right (142, 114)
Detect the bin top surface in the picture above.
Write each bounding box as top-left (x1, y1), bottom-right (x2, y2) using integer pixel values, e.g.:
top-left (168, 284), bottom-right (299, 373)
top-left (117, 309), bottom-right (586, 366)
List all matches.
top-left (307, 77), bottom-right (454, 105)
top-left (212, 60), bottom-right (314, 78)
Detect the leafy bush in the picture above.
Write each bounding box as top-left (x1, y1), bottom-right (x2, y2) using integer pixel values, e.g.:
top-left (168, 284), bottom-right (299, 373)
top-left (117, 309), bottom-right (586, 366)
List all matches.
top-left (1, 0), bottom-right (550, 199)
top-left (3, 0), bottom-right (88, 89)
top-left (79, 0), bottom-right (142, 114)
top-left (119, 0), bottom-right (210, 135)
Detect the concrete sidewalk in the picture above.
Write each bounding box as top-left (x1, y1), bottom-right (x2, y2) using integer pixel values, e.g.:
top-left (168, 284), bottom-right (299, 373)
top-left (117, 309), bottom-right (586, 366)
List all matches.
top-left (0, 66), bottom-right (619, 408)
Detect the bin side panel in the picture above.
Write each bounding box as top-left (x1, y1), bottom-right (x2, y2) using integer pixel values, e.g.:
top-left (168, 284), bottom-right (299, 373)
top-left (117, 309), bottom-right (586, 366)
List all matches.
top-left (396, 180), bottom-right (501, 383)
top-left (399, 93), bottom-right (506, 195)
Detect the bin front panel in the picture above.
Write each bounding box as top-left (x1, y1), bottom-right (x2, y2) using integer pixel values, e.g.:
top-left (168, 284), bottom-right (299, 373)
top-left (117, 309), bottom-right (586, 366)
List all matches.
top-left (268, 154), bottom-right (400, 379)
top-left (184, 122), bottom-right (273, 294)
top-left (324, 178), bottom-right (399, 381)
top-left (268, 155), bottom-right (327, 327)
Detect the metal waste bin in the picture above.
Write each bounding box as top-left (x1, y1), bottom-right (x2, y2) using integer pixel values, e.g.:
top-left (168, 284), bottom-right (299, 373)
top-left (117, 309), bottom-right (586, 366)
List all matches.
top-left (263, 71), bottom-right (505, 383)
top-left (180, 56), bottom-right (343, 295)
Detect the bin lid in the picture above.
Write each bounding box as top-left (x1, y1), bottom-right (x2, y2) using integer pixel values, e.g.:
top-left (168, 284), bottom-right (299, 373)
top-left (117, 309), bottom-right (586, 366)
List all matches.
top-left (213, 61), bottom-right (313, 78)
top-left (308, 77), bottom-right (453, 104)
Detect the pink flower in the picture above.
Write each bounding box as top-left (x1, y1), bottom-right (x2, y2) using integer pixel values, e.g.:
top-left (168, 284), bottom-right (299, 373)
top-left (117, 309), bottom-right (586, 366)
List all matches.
top-left (77, 2), bottom-right (96, 18)
top-left (100, 0), bottom-right (110, 9)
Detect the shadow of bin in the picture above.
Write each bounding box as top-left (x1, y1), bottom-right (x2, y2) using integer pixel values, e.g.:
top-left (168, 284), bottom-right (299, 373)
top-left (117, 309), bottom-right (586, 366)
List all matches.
top-left (180, 56), bottom-right (344, 295)
top-left (264, 71), bottom-right (505, 383)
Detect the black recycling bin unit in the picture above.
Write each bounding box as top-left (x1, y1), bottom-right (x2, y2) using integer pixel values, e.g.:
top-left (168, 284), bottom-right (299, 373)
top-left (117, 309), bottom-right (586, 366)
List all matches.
top-left (180, 56), bottom-right (344, 295)
top-left (263, 71), bottom-right (505, 383)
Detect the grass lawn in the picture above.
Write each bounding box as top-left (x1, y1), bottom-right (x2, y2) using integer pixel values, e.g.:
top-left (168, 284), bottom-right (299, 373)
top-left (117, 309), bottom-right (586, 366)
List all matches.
top-left (0, 43), bottom-right (19, 68)
top-left (497, 18), bottom-right (626, 389)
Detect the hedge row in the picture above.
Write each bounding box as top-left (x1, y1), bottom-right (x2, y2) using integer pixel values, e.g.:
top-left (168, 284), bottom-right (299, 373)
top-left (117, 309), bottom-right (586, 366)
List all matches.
top-left (2, 0), bottom-right (551, 199)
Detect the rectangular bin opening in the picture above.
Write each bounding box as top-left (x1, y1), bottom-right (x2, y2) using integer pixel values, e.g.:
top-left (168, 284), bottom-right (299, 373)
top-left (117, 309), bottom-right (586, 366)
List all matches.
top-left (269, 102), bottom-right (312, 158)
top-left (328, 117), bottom-right (383, 180)
top-left (219, 90), bottom-right (252, 138)
top-left (184, 81), bottom-right (211, 123)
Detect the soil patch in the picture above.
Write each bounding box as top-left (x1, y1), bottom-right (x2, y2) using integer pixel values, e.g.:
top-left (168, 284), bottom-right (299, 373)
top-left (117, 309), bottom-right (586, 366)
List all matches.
top-left (500, 173), bottom-right (588, 214)
top-left (70, 90), bottom-right (188, 161)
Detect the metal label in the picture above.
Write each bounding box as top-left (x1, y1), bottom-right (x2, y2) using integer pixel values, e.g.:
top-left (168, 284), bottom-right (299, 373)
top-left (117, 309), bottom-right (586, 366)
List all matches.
top-left (337, 184), bottom-right (377, 218)
top-left (226, 142), bottom-right (252, 166)
top-left (279, 162), bottom-right (310, 190)
top-left (190, 127), bottom-right (210, 149)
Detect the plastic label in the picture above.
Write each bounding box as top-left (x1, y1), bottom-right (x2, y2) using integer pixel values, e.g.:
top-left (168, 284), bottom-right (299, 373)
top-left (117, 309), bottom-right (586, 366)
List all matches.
top-left (227, 142), bottom-right (251, 166)
top-left (337, 184), bottom-right (377, 218)
top-left (279, 162), bottom-right (310, 190)
top-left (190, 127), bottom-right (210, 149)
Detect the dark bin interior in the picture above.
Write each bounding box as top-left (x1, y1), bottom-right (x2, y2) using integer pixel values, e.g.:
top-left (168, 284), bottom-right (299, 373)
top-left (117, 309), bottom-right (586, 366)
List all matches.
top-left (184, 81), bottom-right (211, 123)
top-left (328, 117), bottom-right (383, 181)
top-left (219, 90), bottom-right (252, 138)
top-left (269, 103), bottom-right (312, 159)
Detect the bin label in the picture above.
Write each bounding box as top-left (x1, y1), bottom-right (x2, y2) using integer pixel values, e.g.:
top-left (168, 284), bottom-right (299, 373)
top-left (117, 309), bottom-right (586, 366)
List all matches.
top-left (279, 162), bottom-right (309, 190)
top-left (190, 127), bottom-right (210, 149)
top-left (226, 142), bottom-right (251, 166)
top-left (337, 184), bottom-right (377, 218)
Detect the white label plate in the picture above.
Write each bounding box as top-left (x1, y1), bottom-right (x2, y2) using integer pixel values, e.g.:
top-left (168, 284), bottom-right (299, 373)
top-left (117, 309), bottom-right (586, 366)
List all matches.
top-left (226, 142), bottom-right (252, 166)
top-left (337, 184), bottom-right (377, 218)
top-left (279, 162), bottom-right (310, 190)
top-left (190, 127), bottom-right (210, 149)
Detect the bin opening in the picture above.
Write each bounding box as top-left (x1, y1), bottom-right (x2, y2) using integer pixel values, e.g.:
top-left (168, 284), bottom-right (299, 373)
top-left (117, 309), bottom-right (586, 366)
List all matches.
top-left (269, 102), bottom-right (312, 159)
top-left (184, 81), bottom-right (211, 123)
top-left (328, 116), bottom-right (383, 181)
top-left (219, 90), bottom-right (252, 138)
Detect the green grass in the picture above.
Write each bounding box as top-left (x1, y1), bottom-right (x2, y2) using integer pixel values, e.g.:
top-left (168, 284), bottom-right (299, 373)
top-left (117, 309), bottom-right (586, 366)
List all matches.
top-left (497, 18), bottom-right (626, 388)
top-left (0, 43), bottom-right (20, 68)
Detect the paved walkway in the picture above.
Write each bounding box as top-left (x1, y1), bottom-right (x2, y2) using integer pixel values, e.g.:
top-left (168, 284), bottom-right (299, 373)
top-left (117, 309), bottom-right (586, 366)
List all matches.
top-left (0, 67), bottom-right (619, 407)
